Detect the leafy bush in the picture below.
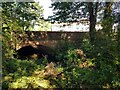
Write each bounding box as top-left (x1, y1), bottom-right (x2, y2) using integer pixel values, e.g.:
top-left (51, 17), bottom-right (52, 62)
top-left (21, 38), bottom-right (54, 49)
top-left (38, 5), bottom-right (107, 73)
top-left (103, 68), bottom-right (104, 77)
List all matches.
top-left (2, 31), bottom-right (120, 89)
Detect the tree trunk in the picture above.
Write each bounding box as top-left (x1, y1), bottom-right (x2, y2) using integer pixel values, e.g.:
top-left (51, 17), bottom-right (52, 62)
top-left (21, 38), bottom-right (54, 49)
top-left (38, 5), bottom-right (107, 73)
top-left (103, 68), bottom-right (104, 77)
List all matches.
top-left (88, 2), bottom-right (98, 45)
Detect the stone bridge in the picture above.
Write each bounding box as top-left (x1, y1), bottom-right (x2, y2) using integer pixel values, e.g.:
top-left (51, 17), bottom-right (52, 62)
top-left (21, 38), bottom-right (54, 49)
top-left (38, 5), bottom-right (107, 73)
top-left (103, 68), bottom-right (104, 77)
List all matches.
top-left (15, 31), bottom-right (89, 50)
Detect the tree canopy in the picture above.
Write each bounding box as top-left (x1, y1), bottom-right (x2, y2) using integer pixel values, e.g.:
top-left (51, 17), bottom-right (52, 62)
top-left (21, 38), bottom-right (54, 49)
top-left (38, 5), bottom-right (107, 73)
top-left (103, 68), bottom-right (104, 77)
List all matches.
top-left (2, 2), bottom-right (43, 31)
top-left (2, 1), bottom-right (45, 57)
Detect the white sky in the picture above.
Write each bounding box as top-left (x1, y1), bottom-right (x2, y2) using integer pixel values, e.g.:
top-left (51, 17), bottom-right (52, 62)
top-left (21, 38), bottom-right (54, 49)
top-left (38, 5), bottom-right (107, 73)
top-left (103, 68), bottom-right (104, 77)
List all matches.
top-left (35, 0), bottom-right (53, 19)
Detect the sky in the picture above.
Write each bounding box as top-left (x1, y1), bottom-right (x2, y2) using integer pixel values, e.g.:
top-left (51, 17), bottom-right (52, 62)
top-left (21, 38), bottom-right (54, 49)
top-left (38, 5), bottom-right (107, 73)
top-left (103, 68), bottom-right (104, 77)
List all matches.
top-left (36, 0), bottom-right (53, 19)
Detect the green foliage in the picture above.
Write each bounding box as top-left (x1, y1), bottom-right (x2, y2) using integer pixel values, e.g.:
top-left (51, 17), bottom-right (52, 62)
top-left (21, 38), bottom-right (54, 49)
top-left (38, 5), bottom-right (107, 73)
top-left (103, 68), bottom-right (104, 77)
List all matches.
top-left (2, 2), bottom-right (44, 58)
top-left (55, 40), bottom-right (76, 62)
top-left (2, 59), bottom-right (58, 89)
top-left (2, 2), bottom-right (43, 31)
top-left (37, 20), bottom-right (52, 31)
top-left (2, 44), bottom-right (120, 89)
top-left (3, 59), bottom-right (38, 76)
top-left (2, 1), bottom-right (120, 89)
top-left (49, 2), bottom-right (82, 22)
top-left (9, 76), bottom-right (54, 88)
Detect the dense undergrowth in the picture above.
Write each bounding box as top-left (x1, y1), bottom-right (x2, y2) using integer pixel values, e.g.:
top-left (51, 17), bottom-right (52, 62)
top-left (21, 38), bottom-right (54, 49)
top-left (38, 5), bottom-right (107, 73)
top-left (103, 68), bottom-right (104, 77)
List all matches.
top-left (2, 38), bottom-right (120, 89)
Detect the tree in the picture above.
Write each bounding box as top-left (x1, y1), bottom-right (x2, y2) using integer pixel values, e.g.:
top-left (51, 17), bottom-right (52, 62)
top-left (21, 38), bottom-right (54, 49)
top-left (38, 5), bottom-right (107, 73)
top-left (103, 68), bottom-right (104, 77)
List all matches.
top-left (102, 2), bottom-right (113, 36)
top-left (104, 2), bottom-right (113, 19)
top-left (2, 1), bottom-right (44, 58)
top-left (48, 2), bottom-right (83, 22)
top-left (49, 2), bottom-right (99, 44)
top-left (2, 2), bottom-right (43, 31)
top-left (113, 1), bottom-right (120, 62)
top-left (87, 2), bottom-right (98, 44)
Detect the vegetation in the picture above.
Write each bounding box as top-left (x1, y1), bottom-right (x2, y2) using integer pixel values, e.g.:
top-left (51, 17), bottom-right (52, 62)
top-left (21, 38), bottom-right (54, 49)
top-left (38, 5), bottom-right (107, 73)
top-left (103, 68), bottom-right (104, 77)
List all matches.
top-left (1, 1), bottom-right (120, 89)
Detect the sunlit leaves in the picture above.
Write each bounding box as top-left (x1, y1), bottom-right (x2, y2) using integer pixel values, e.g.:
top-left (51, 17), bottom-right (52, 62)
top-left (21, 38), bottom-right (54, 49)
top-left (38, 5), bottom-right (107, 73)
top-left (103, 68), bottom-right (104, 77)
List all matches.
top-left (9, 76), bottom-right (54, 88)
top-left (2, 2), bottom-right (43, 31)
